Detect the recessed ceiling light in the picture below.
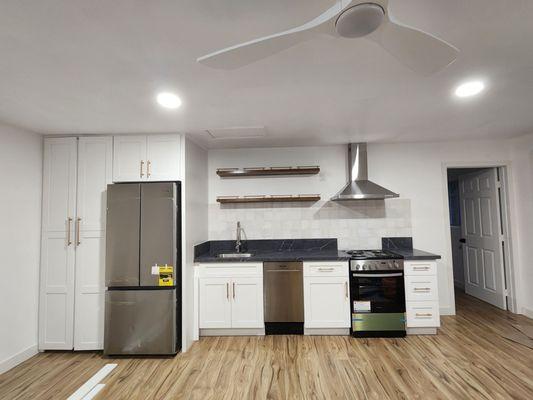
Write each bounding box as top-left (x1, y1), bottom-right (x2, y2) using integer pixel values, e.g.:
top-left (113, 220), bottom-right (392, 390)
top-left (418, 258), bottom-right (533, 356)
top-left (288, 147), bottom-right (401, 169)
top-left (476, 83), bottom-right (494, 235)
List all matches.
top-left (156, 92), bottom-right (182, 109)
top-left (454, 81), bottom-right (485, 98)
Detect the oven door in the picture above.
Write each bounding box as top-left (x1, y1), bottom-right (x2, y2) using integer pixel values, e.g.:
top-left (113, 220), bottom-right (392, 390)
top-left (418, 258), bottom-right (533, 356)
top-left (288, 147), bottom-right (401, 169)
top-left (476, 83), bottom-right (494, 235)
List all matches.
top-left (350, 271), bottom-right (405, 313)
top-left (350, 271), bottom-right (406, 336)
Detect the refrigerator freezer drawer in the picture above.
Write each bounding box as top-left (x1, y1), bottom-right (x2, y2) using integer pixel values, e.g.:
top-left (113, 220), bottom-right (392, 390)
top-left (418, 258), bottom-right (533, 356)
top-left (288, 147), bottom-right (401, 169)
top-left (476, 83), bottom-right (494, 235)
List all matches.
top-left (104, 289), bottom-right (176, 355)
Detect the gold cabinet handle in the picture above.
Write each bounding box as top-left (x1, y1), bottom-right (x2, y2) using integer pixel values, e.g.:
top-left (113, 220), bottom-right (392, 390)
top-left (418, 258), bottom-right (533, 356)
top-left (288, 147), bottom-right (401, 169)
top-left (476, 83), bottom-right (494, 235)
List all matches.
top-left (76, 217), bottom-right (82, 246)
top-left (66, 217), bottom-right (73, 246)
top-left (140, 160), bottom-right (145, 178)
top-left (413, 266), bottom-right (430, 271)
top-left (318, 267), bottom-right (335, 272)
top-left (147, 160), bottom-right (151, 178)
top-left (345, 281), bottom-right (349, 299)
top-left (414, 288), bottom-right (431, 292)
top-left (232, 282), bottom-right (235, 299)
top-left (415, 313), bottom-right (433, 317)
top-left (226, 283), bottom-right (229, 300)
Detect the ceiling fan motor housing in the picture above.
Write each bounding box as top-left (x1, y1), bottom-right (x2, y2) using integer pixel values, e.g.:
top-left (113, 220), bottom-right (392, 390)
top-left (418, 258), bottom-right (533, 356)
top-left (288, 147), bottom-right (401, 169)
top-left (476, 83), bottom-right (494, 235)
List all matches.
top-left (335, 3), bottom-right (385, 38)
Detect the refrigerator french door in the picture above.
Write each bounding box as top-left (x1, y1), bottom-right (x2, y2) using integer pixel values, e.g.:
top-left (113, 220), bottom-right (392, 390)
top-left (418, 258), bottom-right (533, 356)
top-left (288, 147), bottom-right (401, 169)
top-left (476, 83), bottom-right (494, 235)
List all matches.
top-left (104, 182), bottom-right (180, 355)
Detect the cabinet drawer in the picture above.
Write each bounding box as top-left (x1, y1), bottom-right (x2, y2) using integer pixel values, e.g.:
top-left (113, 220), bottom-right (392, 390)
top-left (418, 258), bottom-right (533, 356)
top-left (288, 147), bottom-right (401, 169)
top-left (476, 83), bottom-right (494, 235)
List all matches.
top-left (405, 276), bottom-right (438, 301)
top-left (404, 261), bottom-right (437, 276)
top-left (406, 302), bottom-right (440, 328)
top-left (304, 261), bottom-right (348, 277)
top-left (198, 263), bottom-right (262, 277)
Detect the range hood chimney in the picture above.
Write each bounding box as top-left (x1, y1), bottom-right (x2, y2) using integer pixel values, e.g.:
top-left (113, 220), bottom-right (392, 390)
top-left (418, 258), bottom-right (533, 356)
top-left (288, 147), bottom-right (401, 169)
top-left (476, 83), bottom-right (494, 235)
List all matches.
top-left (331, 143), bottom-right (399, 201)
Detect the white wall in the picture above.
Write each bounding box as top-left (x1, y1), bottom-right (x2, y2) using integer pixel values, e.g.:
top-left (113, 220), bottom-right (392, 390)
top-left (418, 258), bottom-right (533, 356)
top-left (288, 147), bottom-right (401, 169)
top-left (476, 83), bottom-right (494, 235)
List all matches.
top-left (207, 137), bottom-right (533, 317)
top-left (183, 138), bottom-right (208, 350)
top-left (208, 146), bottom-right (412, 249)
top-left (0, 124), bottom-right (42, 373)
top-left (508, 133), bottom-right (533, 317)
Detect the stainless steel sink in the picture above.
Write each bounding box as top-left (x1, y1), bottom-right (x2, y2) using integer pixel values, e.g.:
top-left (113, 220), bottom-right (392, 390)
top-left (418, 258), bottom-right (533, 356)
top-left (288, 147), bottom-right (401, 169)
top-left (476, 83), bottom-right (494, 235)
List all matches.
top-left (217, 252), bottom-right (254, 259)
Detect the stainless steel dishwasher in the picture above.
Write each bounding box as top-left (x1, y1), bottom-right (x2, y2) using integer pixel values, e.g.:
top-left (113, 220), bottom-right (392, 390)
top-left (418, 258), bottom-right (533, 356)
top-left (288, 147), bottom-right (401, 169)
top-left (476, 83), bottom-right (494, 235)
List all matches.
top-left (263, 262), bottom-right (304, 335)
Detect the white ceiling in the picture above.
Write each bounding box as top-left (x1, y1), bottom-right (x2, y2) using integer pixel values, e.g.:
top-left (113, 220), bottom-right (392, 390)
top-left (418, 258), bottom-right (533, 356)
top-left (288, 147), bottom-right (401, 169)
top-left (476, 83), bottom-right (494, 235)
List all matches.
top-left (1, 0), bottom-right (533, 148)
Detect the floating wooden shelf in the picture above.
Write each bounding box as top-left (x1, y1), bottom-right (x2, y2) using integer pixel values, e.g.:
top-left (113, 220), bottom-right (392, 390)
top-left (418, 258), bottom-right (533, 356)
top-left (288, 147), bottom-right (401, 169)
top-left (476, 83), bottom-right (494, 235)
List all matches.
top-left (217, 194), bottom-right (321, 204)
top-left (216, 166), bottom-right (320, 177)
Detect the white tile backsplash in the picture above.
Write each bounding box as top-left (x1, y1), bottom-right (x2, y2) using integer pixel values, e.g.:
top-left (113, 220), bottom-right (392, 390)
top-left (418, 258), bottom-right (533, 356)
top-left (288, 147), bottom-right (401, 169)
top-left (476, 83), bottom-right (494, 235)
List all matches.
top-left (209, 199), bottom-right (412, 250)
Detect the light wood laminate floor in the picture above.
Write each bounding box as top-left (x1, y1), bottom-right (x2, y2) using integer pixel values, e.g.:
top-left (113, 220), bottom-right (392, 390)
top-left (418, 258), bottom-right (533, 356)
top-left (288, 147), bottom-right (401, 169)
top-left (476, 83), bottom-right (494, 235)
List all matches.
top-left (1, 291), bottom-right (532, 400)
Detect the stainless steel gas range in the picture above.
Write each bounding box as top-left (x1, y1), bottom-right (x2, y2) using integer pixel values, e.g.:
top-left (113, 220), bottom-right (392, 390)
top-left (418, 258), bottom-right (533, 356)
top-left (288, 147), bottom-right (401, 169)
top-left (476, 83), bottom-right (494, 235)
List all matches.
top-left (346, 250), bottom-right (406, 338)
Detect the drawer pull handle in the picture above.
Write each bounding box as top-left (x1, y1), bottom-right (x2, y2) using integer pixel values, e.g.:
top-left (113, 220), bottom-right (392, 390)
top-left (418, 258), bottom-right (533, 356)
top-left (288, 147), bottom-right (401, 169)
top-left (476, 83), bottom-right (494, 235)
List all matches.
top-left (413, 266), bottom-right (430, 271)
top-left (415, 313), bottom-right (433, 317)
top-left (345, 281), bottom-right (348, 299)
top-left (318, 267), bottom-right (335, 272)
top-left (413, 288), bottom-right (431, 292)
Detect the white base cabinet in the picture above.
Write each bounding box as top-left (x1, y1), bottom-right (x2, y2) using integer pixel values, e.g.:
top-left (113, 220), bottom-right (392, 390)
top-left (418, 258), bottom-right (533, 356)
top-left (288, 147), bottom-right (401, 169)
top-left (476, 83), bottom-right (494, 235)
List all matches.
top-left (404, 260), bottom-right (440, 334)
top-left (303, 262), bottom-right (350, 330)
top-left (198, 263), bottom-right (264, 332)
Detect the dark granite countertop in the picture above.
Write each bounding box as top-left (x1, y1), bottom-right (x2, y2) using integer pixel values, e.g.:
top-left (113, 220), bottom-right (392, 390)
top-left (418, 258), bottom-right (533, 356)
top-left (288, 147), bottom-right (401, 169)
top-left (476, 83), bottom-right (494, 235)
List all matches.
top-left (194, 237), bottom-right (441, 264)
top-left (382, 237), bottom-right (441, 260)
top-left (194, 239), bottom-right (350, 263)
top-left (388, 248), bottom-right (441, 260)
top-left (195, 250), bottom-right (350, 263)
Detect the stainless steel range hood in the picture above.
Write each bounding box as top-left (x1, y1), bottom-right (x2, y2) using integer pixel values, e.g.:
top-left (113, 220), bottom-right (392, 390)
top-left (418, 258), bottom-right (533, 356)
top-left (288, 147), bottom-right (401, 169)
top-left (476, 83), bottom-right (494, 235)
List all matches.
top-left (331, 143), bottom-right (399, 201)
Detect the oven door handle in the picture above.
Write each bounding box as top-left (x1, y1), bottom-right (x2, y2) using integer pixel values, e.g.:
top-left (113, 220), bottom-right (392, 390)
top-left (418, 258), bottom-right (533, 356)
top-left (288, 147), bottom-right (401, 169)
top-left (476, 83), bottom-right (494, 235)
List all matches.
top-left (352, 273), bottom-right (403, 278)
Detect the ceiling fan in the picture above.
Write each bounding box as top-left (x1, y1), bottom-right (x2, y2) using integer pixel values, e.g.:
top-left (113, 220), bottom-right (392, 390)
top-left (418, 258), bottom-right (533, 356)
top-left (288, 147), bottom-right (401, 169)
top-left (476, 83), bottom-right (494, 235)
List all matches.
top-left (197, 0), bottom-right (458, 75)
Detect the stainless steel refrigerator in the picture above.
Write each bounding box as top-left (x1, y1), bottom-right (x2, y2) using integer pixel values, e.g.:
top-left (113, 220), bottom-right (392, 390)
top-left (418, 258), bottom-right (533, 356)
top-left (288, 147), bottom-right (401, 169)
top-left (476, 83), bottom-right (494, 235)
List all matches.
top-left (104, 182), bottom-right (181, 355)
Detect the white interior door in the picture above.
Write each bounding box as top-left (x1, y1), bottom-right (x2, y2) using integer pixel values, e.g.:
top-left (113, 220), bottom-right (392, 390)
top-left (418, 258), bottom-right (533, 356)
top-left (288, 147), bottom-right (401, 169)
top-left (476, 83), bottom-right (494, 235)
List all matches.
top-left (199, 278), bottom-right (232, 328)
top-left (146, 135), bottom-right (181, 181)
top-left (74, 137), bottom-right (112, 350)
top-left (231, 277), bottom-right (264, 328)
top-left (39, 138), bottom-right (77, 350)
top-left (459, 169), bottom-right (506, 309)
top-left (113, 135), bottom-right (147, 182)
top-left (304, 277), bottom-right (350, 328)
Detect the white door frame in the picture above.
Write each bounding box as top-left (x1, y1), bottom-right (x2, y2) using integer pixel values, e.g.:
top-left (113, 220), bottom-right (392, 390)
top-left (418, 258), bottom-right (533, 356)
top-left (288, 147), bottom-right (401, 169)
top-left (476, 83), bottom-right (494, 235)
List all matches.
top-left (441, 161), bottom-right (518, 314)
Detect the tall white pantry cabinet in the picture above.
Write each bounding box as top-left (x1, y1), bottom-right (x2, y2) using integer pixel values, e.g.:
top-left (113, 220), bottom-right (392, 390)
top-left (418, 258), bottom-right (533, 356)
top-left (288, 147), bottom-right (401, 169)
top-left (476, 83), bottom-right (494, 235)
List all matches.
top-left (39, 137), bottom-right (112, 350)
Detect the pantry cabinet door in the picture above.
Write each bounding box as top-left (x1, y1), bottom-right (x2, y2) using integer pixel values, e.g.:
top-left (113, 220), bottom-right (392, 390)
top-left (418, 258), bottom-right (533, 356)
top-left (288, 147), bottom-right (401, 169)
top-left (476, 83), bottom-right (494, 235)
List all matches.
top-left (39, 138), bottom-right (77, 350)
top-left (39, 231), bottom-right (76, 350)
top-left (113, 135), bottom-right (147, 182)
top-left (199, 278), bottom-right (232, 329)
top-left (74, 137), bottom-right (112, 350)
top-left (304, 277), bottom-right (350, 328)
top-left (146, 135), bottom-right (182, 181)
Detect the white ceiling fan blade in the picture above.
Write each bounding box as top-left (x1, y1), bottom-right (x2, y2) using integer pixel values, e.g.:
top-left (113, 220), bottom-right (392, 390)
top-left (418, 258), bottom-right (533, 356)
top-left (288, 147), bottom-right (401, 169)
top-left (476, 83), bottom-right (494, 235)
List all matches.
top-left (197, 2), bottom-right (343, 69)
top-left (370, 18), bottom-right (459, 75)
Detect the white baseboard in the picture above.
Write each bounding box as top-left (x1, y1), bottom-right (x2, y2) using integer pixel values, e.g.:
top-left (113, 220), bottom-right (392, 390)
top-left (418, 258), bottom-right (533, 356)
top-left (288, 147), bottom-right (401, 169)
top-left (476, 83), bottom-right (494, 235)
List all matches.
top-left (407, 327), bottom-right (437, 335)
top-left (200, 328), bottom-right (265, 336)
top-left (0, 344), bottom-right (38, 375)
top-left (439, 306), bottom-right (455, 316)
top-left (522, 307), bottom-right (533, 319)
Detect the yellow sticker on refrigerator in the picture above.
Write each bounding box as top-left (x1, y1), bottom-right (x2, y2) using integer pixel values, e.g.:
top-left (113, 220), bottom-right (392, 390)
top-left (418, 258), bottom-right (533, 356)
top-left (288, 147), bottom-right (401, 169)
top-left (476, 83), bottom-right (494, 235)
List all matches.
top-left (158, 264), bottom-right (174, 286)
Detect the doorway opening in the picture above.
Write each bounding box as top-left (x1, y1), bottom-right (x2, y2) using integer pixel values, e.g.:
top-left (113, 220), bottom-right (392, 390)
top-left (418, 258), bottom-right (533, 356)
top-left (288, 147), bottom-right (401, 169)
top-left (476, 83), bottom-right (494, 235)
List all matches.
top-left (447, 167), bottom-right (514, 311)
